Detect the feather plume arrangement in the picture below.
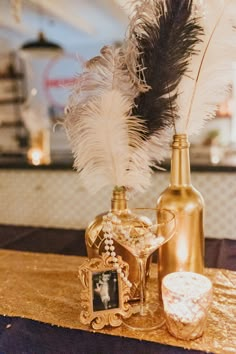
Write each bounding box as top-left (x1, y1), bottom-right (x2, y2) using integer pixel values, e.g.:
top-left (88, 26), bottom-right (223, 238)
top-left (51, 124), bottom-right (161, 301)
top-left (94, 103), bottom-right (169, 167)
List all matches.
top-left (176, 0), bottom-right (236, 136)
top-left (127, 0), bottom-right (203, 136)
top-left (123, 0), bottom-right (203, 168)
top-left (64, 45), bottom-right (152, 194)
top-left (66, 45), bottom-right (145, 111)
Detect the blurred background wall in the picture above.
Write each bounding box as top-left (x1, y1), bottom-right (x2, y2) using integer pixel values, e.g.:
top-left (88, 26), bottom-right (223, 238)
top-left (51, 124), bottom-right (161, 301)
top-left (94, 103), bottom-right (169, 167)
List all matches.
top-left (0, 0), bottom-right (236, 239)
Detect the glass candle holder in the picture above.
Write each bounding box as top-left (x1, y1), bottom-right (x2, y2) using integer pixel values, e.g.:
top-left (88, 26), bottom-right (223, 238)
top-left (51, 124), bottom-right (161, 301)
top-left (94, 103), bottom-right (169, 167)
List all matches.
top-left (162, 272), bottom-right (213, 340)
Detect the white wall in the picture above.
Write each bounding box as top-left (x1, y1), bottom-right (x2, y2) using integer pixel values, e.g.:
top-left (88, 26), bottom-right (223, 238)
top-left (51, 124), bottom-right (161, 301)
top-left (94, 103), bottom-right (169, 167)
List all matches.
top-left (0, 169), bottom-right (235, 239)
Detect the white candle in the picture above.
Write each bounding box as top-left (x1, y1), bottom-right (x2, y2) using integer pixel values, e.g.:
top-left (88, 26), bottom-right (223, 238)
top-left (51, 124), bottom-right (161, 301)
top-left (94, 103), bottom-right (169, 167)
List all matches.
top-left (162, 272), bottom-right (212, 340)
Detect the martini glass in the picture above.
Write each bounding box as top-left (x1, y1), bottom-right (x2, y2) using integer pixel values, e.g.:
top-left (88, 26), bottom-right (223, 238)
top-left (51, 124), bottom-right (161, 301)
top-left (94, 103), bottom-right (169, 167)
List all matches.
top-left (112, 208), bottom-right (176, 331)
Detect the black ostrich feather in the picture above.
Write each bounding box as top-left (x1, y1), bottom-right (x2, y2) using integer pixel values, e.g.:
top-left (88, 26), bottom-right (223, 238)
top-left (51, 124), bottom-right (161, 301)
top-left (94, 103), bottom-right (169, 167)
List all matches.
top-left (129, 0), bottom-right (203, 136)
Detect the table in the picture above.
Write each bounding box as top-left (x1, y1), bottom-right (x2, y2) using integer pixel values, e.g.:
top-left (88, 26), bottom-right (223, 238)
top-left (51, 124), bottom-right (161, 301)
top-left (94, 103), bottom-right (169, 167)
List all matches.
top-left (0, 225), bottom-right (235, 271)
top-left (0, 224), bottom-right (235, 354)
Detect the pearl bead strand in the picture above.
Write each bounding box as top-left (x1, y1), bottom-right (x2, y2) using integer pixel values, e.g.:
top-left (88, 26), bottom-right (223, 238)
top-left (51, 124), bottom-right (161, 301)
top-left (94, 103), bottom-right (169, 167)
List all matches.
top-left (102, 212), bottom-right (132, 288)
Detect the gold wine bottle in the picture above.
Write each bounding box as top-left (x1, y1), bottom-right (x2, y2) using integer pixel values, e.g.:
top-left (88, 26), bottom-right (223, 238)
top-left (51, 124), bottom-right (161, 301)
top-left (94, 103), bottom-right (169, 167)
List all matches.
top-left (85, 186), bottom-right (149, 300)
top-left (157, 134), bottom-right (204, 285)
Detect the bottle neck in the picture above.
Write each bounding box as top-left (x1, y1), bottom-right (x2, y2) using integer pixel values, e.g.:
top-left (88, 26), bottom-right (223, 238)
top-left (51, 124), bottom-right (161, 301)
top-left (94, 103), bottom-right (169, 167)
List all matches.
top-left (170, 134), bottom-right (191, 186)
top-left (111, 187), bottom-right (128, 211)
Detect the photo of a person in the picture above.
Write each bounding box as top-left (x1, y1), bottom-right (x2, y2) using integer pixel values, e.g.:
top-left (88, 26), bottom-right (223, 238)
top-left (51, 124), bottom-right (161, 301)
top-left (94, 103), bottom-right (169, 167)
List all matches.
top-left (92, 270), bottom-right (119, 312)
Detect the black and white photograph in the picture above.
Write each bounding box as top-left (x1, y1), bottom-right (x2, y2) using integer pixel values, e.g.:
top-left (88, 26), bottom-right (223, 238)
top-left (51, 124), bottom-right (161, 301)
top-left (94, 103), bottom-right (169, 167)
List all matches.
top-left (92, 270), bottom-right (119, 312)
top-left (79, 254), bottom-right (132, 329)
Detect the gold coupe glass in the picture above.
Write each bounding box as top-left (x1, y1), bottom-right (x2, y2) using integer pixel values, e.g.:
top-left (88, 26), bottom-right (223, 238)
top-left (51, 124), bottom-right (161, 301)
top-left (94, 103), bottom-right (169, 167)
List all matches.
top-left (112, 208), bottom-right (176, 331)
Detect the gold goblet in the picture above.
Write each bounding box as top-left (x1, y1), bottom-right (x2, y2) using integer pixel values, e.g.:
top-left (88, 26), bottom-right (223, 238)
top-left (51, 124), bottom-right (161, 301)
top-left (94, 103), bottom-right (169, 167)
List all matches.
top-left (105, 208), bottom-right (176, 331)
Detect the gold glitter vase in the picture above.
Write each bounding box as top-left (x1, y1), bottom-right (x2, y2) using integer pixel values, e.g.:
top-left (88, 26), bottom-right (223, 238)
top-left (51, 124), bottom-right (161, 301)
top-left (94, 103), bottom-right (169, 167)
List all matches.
top-left (157, 134), bottom-right (204, 286)
top-left (85, 187), bottom-right (150, 300)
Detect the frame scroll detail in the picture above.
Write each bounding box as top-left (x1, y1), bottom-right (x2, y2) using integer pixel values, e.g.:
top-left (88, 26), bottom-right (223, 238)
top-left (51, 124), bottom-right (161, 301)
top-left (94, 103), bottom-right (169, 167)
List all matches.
top-left (79, 253), bottom-right (132, 329)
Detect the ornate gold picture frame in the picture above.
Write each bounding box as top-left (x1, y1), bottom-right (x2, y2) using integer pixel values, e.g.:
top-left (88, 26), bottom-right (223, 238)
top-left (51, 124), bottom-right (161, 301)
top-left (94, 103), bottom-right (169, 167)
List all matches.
top-left (78, 253), bottom-right (132, 329)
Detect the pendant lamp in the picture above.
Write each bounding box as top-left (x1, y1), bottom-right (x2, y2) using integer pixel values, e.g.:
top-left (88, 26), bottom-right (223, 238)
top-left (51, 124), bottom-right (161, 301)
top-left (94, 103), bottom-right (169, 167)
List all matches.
top-left (20, 31), bottom-right (63, 53)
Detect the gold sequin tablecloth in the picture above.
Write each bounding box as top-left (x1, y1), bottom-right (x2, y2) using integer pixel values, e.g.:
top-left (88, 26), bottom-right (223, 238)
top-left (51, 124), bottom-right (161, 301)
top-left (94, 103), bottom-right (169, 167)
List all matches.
top-left (0, 249), bottom-right (235, 354)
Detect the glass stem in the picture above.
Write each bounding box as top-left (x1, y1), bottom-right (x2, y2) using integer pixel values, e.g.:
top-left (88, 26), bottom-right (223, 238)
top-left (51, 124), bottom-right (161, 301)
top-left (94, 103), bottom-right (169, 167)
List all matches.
top-left (137, 256), bottom-right (148, 316)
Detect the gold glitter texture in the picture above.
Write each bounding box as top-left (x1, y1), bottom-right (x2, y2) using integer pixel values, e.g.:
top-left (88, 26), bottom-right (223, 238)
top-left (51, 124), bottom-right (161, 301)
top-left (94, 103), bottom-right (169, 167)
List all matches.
top-left (0, 249), bottom-right (235, 354)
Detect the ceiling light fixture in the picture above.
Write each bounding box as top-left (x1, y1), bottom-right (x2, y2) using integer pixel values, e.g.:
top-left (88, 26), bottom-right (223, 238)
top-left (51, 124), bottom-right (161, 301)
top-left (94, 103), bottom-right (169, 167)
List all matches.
top-left (20, 31), bottom-right (63, 52)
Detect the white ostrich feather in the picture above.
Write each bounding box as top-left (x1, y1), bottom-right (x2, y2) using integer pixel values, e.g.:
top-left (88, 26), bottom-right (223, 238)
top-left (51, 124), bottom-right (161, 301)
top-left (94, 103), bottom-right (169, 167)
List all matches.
top-left (66, 45), bottom-right (144, 112)
top-left (64, 44), bottom-right (153, 194)
top-left (65, 90), bottom-right (151, 194)
top-left (123, 0), bottom-right (158, 90)
top-left (145, 129), bottom-right (172, 165)
top-left (176, 0), bottom-right (236, 136)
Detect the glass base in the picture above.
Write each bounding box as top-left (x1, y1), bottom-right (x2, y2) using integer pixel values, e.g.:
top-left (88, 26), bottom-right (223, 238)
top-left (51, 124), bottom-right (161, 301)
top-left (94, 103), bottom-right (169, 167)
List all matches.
top-left (123, 304), bottom-right (165, 331)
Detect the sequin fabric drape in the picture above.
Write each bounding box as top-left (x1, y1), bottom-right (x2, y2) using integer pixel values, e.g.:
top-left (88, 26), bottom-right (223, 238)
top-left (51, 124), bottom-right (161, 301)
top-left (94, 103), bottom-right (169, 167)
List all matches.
top-left (0, 250), bottom-right (235, 354)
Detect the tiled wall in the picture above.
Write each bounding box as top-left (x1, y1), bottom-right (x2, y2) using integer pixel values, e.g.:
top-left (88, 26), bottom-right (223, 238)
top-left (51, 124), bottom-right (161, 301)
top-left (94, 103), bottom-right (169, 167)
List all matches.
top-left (0, 169), bottom-right (235, 239)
